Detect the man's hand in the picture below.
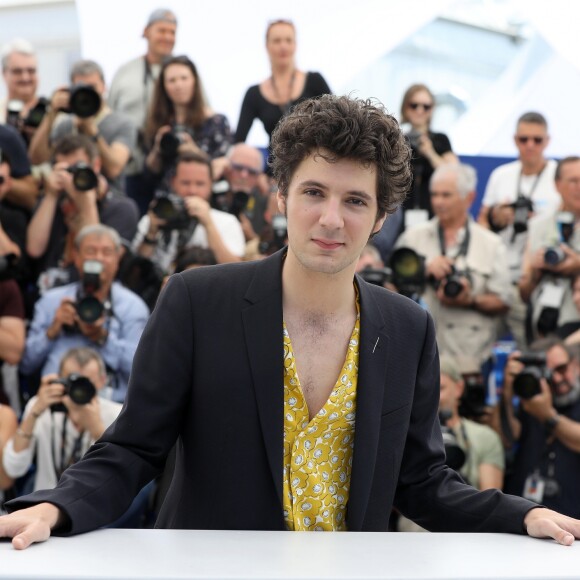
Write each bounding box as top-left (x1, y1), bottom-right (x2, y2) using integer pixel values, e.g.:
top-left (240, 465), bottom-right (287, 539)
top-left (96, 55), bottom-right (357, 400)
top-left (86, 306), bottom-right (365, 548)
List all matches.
top-left (426, 255), bottom-right (454, 281)
top-left (32, 374), bottom-right (65, 416)
top-left (184, 196), bottom-right (211, 226)
top-left (548, 245), bottom-right (580, 277)
top-left (0, 503), bottom-right (63, 550)
top-left (76, 315), bottom-right (107, 344)
top-left (75, 116), bottom-right (99, 139)
top-left (489, 204), bottom-right (515, 229)
top-left (50, 87), bottom-right (70, 114)
top-left (521, 378), bottom-right (555, 423)
top-left (524, 507), bottom-right (580, 545)
top-left (46, 298), bottom-right (77, 340)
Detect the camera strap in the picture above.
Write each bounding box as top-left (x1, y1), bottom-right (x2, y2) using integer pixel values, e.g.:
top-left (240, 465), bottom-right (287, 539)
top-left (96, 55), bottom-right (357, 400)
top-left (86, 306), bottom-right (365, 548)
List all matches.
top-left (517, 163), bottom-right (546, 200)
top-left (437, 220), bottom-right (471, 260)
top-left (51, 414), bottom-right (86, 479)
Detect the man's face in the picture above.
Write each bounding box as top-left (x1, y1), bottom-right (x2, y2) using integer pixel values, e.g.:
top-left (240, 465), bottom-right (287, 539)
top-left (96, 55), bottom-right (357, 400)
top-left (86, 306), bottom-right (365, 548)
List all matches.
top-left (439, 372), bottom-right (461, 413)
top-left (277, 151), bottom-right (384, 277)
top-left (73, 233), bottom-right (120, 288)
top-left (144, 21), bottom-right (176, 59)
top-left (2, 52), bottom-right (38, 101)
top-left (556, 160), bottom-right (580, 215)
top-left (514, 121), bottom-right (549, 166)
top-left (61, 358), bottom-right (106, 392)
top-left (72, 72), bottom-right (105, 97)
top-left (546, 345), bottom-right (578, 399)
top-left (171, 161), bottom-right (212, 201)
top-left (226, 146), bottom-right (262, 193)
top-left (430, 171), bottom-right (470, 226)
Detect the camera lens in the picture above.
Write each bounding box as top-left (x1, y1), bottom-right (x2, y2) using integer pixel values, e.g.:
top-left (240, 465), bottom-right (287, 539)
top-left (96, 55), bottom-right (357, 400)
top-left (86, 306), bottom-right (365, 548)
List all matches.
top-left (544, 247), bottom-right (565, 266)
top-left (66, 374), bottom-right (96, 405)
top-left (72, 165), bottom-right (98, 191)
top-left (159, 132), bottom-right (181, 159)
top-left (152, 197), bottom-right (179, 220)
top-left (69, 85), bottom-right (101, 118)
top-left (513, 368), bottom-right (543, 399)
top-left (443, 277), bottom-right (463, 298)
top-left (76, 296), bottom-right (104, 324)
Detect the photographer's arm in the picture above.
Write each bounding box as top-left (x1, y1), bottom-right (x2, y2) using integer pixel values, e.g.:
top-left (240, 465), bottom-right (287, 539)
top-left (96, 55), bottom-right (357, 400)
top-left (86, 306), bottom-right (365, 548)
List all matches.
top-left (0, 405), bottom-right (17, 489)
top-left (26, 186), bottom-right (60, 258)
top-left (4, 175), bottom-right (39, 212)
top-left (519, 244), bottom-right (544, 303)
top-left (501, 358), bottom-right (523, 442)
top-left (204, 218), bottom-right (242, 263)
top-left (470, 293), bottom-right (509, 315)
top-left (0, 316), bottom-right (25, 366)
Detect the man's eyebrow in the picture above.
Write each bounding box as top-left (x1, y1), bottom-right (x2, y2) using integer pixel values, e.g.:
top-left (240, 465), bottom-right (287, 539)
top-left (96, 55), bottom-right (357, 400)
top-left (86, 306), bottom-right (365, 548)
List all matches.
top-left (298, 180), bottom-right (374, 200)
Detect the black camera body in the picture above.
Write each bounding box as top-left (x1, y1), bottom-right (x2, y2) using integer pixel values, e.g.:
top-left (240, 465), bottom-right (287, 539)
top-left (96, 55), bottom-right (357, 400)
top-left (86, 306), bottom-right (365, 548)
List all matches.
top-left (512, 195), bottom-right (534, 234)
top-left (544, 212), bottom-right (575, 267)
top-left (211, 182), bottom-right (250, 219)
top-left (75, 260), bottom-right (105, 324)
top-left (359, 266), bottom-right (392, 287)
top-left (0, 253), bottom-right (19, 282)
top-left (50, 373), bottom-right (97, 413)
top-left (60, 84), bottom-right (101, 118)
top-left (159, 125), bottom-right (193, 160)
top-left (151, 193), bottom-right (193, 231)
top-left (439, 265), bottom-right (471, 299)
top-left (67, 162), bottom-right (98, 192)
top-left (458, 372), bottom-right (487, 419)
top-left (513, 352), bottom-right (550, 399)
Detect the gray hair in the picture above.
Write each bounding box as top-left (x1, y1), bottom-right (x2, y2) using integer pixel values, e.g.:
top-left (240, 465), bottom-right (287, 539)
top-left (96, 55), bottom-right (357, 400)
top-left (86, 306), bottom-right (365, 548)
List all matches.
top-left (70, 59), bottom-right (105, 83)
top-left (226, 143), bottom-right (264, 172)
top-left (431, 163), bottom-right (477, 199)
top-left (1, 38), bottom-right (35, 70)
top-left (59, 347), bottom-right (107, 379)
top-left (74, 224), bottom-right (121, 251)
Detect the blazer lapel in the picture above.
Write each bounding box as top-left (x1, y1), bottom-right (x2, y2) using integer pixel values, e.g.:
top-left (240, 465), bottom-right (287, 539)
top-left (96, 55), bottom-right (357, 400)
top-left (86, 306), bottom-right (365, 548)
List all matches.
top-left (348, 278), bottom-right (391, 530)
top-left (241, 251), bottom-right (285, 508)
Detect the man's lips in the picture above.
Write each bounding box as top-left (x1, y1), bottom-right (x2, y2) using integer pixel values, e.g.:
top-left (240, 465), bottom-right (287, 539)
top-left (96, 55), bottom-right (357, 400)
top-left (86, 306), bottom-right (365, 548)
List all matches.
top-left (313, 239), bottom-right (343, 250)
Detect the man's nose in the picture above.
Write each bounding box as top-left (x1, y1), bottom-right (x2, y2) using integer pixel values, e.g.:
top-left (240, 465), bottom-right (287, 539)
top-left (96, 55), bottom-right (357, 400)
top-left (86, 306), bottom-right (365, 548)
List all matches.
top-left (319, 198), bottom-right (344, 229)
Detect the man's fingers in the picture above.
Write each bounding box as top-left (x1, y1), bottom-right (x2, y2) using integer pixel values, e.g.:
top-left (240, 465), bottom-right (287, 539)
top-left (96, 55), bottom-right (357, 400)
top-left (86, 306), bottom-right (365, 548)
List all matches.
top-left (526, 510), bottom-right (578, 545)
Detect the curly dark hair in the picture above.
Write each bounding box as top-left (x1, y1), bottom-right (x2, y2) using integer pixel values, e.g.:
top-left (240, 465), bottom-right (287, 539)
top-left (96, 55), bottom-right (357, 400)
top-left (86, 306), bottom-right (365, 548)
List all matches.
top-left (270, 95), bottom-right (411, 217)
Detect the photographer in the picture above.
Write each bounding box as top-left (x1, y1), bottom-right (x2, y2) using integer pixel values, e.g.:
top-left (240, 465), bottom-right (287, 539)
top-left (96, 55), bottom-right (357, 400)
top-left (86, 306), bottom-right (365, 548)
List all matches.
top-left (502, 338), bottom-right (580, 517)
top-left (26, 134), bottom-right (138, 286)
top-left (28, 60), bottom-right (136, 187)
top-left (395, 163), bottom-right (510, 364)
top-left (133, 152), bottom-right (244, 273)
top-left (20, 225), bottom-right (149, 402)
top-left (3, 347), bottom-right (121, 492)
top-left (478, 112), bottom-right (559, 347)
top-left (520, 157), bottom-right (580, 340)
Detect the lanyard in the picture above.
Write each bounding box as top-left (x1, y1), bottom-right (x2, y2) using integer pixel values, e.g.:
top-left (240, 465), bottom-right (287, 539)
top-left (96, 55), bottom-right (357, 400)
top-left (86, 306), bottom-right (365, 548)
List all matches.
top-left (437, 220), bottom-right (471, 259)
top-left (517, 163), bottom-right (546, 200)
top-left (51, 414), bottom-right (85, 479)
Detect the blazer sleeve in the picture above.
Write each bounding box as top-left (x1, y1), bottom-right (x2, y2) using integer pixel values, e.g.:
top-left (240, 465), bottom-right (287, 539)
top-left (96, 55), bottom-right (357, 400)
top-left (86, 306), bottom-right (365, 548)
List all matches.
top-left (393, 309), bottom-right (536, 533)
top-left (6, 274), bottom-right (195, 535)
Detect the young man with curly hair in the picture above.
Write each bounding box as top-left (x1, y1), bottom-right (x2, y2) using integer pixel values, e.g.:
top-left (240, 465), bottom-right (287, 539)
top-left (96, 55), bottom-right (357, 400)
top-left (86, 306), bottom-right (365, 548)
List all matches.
top-left (1, 95), bottom-right (579, 547)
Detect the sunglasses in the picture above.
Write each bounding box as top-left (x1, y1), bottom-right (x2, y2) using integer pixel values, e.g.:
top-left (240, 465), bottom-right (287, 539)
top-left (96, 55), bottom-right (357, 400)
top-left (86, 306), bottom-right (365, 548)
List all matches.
top-left (231, 163), bottom-right (260, 176)
top-left (8, 67), bottom-right (36, 76)
top-left (516, 136), bottom-right (544, 145)
top-left (408, 102), bottom-right (433, 111)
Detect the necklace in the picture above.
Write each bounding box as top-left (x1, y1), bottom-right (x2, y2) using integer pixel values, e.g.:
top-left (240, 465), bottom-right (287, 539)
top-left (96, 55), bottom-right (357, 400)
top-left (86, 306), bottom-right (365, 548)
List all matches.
top-left (271, 69), bottom-right (296, 114)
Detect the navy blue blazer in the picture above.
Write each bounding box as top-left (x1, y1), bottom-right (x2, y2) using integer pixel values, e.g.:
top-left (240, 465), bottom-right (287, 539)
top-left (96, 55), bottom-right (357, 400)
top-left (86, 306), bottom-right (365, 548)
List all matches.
top-left (8, 249), bottom-right (534, 533)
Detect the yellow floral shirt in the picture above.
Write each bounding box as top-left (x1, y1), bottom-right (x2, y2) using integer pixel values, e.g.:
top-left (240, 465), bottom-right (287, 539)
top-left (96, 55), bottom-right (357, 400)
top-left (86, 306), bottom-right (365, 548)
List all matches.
top-left (282, 303), bottom-right (360, 531)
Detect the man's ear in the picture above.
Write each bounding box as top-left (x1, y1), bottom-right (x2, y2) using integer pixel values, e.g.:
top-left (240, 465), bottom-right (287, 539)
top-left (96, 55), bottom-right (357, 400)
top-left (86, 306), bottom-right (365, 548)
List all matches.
top-left (372, 212), bottom-right (387, 236)
top-left (277, 190), bottom-right (287, 214)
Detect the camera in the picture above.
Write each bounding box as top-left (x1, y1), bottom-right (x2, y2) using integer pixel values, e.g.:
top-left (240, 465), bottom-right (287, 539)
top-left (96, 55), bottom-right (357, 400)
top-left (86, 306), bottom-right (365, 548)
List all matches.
top-left (50, 373), bottom-right (97, 412)
top-left (67, 162), bottom-right (98, 192)
top-left (211, 182), bottom-right (250, 219)
top-left (438, 265), bottom-right (471, 299)
top-left (258, 215), bottom-right (288, 256)
top-left (159, 125), bottom-right (192, 160)
top-left (75, 260), bottom-right (106, 324)
top-left (543, 212), bottom-right (575, 267)
top-left (511, 195), bottom-right (534, 234)
top-left (359, 266), bottom-right (392, 287)
top-left (405, 128), bottom-right (422, 150)
top-left (59, 84), bottom-right (101, 118)
top-left (439, 410), bottom-right (466, 471)
top-left (388, 247), bottom-right (426, 299)
top-left (24, 97), bottom-right (49, 129)
top-left (458, 372), bottom-right (487, 419)
top-left (151, 192), bottom-right (193, 231)
top-left (513, 352), bottom-right (550, 400)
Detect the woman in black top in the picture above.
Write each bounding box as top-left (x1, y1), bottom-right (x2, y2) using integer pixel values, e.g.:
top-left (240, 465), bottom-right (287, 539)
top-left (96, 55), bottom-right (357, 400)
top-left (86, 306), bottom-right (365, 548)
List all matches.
top-left (400, 84), bottom-right (458, 218)
top-left (235, 20), bottom-right (331, 145)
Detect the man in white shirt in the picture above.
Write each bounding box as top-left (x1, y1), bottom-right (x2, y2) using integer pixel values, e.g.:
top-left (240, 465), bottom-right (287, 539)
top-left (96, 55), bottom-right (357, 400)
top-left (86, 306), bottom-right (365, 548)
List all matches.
top-left (133, 152), bottom-right (245, 273)
top-left (478, 112), bottom-right (559, 346)
top-left (3, 347), bottom-right (122, 491)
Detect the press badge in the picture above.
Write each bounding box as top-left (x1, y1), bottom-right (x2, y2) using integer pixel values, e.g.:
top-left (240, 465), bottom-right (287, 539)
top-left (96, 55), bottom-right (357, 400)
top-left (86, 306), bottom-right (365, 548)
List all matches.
top-left (523, 471), bottom-right (545, 503)
top-left (538, 283), bottom-right (565, 309)
top-left (405, 209), bottom-right (429, 230)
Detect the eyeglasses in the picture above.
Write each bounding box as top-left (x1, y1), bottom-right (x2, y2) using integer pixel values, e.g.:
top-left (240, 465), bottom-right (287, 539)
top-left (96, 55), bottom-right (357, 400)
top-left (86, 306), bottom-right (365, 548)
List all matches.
top-left (552, 360), bottom-right (570, 375)
top-left (516, 136), bottom-right (544, 145)
top-left (408, 102), bottom-right (433, 111)
top-left (7, 67), bottom-right (36, 76)
top-left (231, 163), bottom-right (261, 176)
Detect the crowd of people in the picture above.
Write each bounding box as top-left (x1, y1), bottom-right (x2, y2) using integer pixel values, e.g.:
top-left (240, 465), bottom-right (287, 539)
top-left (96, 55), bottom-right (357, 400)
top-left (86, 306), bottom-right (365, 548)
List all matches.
top-left (0, 6), bottom-right (579, 531)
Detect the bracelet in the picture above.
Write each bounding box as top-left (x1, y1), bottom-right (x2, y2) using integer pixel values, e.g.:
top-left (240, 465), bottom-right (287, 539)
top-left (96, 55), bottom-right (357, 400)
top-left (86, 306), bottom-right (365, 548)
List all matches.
top-left (16, 428), bottom-right (33, 440)
top-left (143, 235), bottom-right (157, 245)
top-left (544, 413), bottom-right (560, 434)
top-left (30, 410), bottom-right (41, 419)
